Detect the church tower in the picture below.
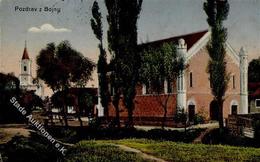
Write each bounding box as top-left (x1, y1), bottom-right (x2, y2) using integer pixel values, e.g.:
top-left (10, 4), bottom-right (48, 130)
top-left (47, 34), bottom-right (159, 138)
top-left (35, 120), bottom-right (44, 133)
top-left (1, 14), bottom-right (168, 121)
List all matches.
top-left (239, 47), bottom-right (248, 114)
top-left (20, 41), bottom-right (33, 86)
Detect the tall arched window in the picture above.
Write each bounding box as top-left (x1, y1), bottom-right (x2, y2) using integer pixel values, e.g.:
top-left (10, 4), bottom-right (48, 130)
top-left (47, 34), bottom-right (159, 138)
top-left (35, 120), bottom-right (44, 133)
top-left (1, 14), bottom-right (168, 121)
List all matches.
top-left (232, 75), bottom-right (236, 89)
top-left (189, 72), bottom-right (193, 87)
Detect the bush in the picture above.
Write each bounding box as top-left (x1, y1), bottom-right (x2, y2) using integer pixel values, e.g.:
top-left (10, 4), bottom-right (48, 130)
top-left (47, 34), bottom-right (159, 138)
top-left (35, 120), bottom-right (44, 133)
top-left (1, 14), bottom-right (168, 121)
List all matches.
top-left (88, 117), bottom-right (101, 128)
top-left (254, 120), bottom-right (260, 141)
top-left (46, 126), bottom-right (204, 144)
top-left (174, 108), bottom-right (187, 124)
top-left (202, 128), bottom-right (260, 147)
top-left (193, 114), bottom-right (205, 125)
top-left (0, 134), bottom-right (63, 162)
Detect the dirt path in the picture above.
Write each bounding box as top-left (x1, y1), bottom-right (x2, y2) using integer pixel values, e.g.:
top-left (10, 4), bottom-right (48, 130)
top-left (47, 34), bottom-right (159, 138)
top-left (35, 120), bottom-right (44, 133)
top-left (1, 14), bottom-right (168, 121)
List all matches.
top-left (0, 127), bottom-right (31, 144)
top-left (110, 144), bottom-right (167, 162)
top-left (193, 126), bottom-right (218, 144)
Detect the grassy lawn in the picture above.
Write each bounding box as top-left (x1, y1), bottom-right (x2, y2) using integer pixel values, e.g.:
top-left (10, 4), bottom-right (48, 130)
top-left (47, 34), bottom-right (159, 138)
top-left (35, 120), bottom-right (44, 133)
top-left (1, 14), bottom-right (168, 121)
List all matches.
top-left (65, 141), bottom-right (150, 162)
top-left (1, 133), bottom-right (260, 162)
top-left (96, 139), bottom-right (260, 162)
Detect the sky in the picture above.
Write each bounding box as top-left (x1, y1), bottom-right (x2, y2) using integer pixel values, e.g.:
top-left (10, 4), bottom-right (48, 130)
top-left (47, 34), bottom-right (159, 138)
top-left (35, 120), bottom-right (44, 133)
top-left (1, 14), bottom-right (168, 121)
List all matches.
top-left (0, 0), bottom-right (259, 93)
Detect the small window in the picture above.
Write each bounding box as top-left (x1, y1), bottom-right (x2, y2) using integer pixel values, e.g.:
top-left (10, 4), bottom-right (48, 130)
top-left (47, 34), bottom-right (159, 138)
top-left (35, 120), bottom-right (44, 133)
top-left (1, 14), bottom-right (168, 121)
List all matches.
top-left (24, 66), bottom-right (27, 72)
top-left (189, 72), bottom-right (193, 87)
top-left (256, 99), bottom-right (260, 108)
top-left (232, 75), bottom-right (235, 89)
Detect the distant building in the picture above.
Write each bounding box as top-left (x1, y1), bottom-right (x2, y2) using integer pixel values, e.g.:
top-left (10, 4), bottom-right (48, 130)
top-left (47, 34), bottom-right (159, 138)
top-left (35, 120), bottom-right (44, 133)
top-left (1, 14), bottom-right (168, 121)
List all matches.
top-left (50, 87), bottom-right (98, 118)
top-left (101, 30), bottom-right (249, 126)
top-left (19, 41), bottom-right (44, 98)
top-left (248, 82), bottom-right (260, 113)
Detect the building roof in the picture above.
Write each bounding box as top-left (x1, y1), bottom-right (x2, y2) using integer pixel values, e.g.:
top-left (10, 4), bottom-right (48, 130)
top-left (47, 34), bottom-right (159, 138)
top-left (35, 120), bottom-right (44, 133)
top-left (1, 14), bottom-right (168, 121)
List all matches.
top-left (22, 47), bottom-right (30, 60)
top-left (139, 30), bottom-right (208, 50)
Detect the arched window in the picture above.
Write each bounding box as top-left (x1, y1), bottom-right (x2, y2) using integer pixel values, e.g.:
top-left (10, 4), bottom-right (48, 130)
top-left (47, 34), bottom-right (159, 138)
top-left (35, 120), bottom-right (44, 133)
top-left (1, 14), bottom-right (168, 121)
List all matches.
top-left (189, 72), bottom-right (193, 87)
top-left (232, 75), bottom-right (236, 89)
top-left (24, 66), bottom-right (27, 72)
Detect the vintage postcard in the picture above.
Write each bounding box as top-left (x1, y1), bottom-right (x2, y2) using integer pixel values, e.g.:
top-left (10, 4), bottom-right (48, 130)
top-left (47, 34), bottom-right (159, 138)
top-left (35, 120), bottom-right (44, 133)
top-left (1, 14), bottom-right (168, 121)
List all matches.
top-left (0, 0), bottom-right (259, 161)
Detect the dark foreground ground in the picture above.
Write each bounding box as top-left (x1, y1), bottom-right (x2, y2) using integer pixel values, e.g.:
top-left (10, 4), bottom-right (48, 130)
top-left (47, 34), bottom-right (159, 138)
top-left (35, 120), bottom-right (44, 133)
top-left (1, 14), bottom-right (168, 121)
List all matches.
top-left (0, 125), bottom-right (260, 162)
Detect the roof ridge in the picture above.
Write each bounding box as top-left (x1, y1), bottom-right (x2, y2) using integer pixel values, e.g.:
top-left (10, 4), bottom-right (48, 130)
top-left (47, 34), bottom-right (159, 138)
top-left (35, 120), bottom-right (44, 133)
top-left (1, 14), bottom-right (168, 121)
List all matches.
top-left (139, 29), bottom-right (209, 50)
top-left (141, 29), bottom-right (208, 45)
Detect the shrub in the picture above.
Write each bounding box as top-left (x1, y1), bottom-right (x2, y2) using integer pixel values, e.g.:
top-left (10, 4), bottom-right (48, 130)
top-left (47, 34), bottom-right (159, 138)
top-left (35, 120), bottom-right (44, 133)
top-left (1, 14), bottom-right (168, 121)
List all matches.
top-left (1, 135), bottom-right (63, 162)
top-left (193, 114), bottom-right (205, 125)
top-left (174, 108), bottom-right (188, 124)
top-left (254, 120), bottom-right (260, 141)
top-left (88, 117), bottom-right (101, 128)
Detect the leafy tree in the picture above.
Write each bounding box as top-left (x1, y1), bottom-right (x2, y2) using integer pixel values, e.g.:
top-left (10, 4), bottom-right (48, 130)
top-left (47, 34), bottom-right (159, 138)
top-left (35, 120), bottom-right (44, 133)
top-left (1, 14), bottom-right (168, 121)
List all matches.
top-left (0, 73), bottom-right (23, 123)
top-left (140, 42), bottom-right (184, 129)
top-left (248, 57), bottom-right (260, 82)
top-left (105, 0), bottom-right (122, 127)
top-left (20, 90), bottom-right (43, 114)
top-left (105, 0), bottom-right (143, 127)
top-left (90, 1), bottom-right (110, 119)
top-left (36, 41), bottom-right (95, 127)
top-left (204, 0), bottom-right (230, 131)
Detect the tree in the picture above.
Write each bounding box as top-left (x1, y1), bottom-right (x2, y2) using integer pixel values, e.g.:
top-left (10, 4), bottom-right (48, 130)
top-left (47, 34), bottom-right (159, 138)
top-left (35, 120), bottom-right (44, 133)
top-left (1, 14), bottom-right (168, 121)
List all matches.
top-left (20, 90), bottom-right (43, 114)
top-left (105, 0), bottom-right (143, 127)
top-left (90, 1), bottom-right (110, 119)
top-left (36, 41), bottom-right (95, 127)
top-left (0, 73), bottom-right (23, 123)
top-left (105, 0), bottom-right (122, 127)
top-left (248, 57), bottom-right (260, 82)
top-left (204, 0), bottom-right (230, 131)
top-left (140, 42), bottom-right (184, 129)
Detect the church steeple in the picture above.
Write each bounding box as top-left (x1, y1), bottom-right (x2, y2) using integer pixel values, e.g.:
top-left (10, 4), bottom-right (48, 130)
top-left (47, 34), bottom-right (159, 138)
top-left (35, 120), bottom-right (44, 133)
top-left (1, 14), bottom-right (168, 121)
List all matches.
top-left (20, 40), bottom-right (32, 86)
top-left (22, 40), bottom-right (30, 60)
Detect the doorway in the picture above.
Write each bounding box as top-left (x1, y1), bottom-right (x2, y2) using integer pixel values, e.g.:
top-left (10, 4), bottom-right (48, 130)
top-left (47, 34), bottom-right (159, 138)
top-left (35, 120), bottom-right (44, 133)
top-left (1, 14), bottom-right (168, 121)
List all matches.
top-left (188, 105), bottom-right (195, 122)
top-left (231, 105), bottom-right (238, 115)
top-left (210, 100), bottom-right (219, 120)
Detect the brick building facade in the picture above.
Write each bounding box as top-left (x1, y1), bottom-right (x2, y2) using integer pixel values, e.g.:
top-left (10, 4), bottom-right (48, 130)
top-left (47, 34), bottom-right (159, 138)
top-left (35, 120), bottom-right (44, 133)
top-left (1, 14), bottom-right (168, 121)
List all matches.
top-left (97, 30), bottom-right (249, 126)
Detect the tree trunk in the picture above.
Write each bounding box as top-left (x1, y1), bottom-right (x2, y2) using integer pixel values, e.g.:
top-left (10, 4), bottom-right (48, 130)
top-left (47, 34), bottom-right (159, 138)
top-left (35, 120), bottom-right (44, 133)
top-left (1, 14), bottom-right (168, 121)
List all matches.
top-left (76, 106), bottom-right (83, 127)
top-left (114, 103), bottom-right (120, 128)
top-left (126, 106), bottom-right (134, 128)
top-left (63, 105), bottom-right (68, 127)
top-left (162, 105), bottom-right (167, 129)
top-left (218, 99), bottom-right (224, 133)
top-left (113, 92), bottom-right (120, 128)
top-left (104, 105), bottom-right (108, 120)
top-left (78, 115), bottom-right (83, 127)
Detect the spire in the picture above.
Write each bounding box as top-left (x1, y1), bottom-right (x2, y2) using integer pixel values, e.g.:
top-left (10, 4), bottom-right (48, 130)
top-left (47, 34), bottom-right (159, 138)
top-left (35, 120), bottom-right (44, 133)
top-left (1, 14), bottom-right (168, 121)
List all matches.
top-left (22, 40), bottom-right (30, 60)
